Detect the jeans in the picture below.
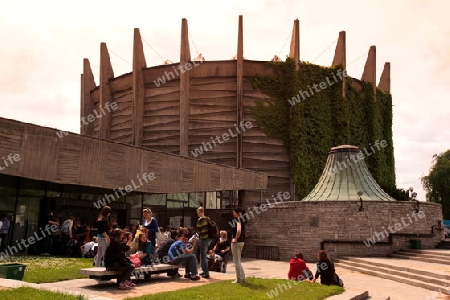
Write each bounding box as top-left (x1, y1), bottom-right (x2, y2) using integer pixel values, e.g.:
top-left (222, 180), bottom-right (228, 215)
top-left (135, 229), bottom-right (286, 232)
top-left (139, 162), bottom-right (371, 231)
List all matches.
top-left (199, 238), bottom-right (211, 276)
top-left (231, 242), bottom-right (245, 282)
top-left (169, 254), bottom-right (198, 275)
top-left (42, 235), bottom-right (53, 254)
top-left (94, 237), bottom-right (108, 267)
top-left (107, 262), bottom-right (135, 283)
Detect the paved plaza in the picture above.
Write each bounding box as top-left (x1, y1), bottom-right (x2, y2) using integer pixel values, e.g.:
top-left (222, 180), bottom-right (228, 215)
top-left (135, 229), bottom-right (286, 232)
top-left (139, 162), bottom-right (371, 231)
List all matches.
top-left (0, 256), bottom-right (449, 299)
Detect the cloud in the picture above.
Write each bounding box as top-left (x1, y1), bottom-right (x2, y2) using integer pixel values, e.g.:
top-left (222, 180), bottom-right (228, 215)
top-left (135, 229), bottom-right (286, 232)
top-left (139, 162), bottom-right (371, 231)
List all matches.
top-left (0, 0), bottom-right (449, 202)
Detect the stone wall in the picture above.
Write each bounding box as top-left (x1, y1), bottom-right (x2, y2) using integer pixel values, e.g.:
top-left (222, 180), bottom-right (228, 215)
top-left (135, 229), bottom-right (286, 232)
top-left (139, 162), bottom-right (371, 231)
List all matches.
top-left (242, 200), bottom-right (443, 262)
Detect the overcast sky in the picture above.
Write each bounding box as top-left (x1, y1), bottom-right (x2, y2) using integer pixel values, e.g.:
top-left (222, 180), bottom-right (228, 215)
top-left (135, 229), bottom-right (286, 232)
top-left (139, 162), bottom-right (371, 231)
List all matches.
top-left (0, 0), bottom-right (448, 200)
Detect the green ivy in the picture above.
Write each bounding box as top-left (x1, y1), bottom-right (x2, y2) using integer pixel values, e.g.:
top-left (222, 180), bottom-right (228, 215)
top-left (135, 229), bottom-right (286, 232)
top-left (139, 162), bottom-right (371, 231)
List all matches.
top-left (247, 58), bottom-right (400, 199)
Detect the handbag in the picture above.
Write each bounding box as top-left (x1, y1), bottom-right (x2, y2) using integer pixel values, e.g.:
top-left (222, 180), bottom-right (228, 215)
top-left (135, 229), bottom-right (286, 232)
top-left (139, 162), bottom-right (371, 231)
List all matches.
top-left (129, 253), bottom-right (142, 267)
top-left (334, 273), bottom-right (344, 287)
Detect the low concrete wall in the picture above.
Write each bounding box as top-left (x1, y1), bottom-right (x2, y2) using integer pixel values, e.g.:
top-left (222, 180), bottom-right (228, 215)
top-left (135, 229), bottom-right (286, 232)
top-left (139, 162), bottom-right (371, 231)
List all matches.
top-left (242, 201), bottom-right (443, 262)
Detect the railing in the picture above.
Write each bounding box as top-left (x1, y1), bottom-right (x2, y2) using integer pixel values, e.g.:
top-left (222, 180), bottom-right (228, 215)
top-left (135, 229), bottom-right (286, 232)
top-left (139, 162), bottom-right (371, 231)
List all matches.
top-left (255, 245), bottom-right (280, 261)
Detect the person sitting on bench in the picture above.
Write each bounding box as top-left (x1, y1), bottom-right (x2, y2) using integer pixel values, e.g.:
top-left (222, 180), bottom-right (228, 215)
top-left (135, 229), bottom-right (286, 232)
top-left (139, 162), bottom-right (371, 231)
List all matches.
top-left (167, 230), bottom-right (200, 280)
top-left (135, 232), bottom-right (155, 266)
top-left (104, 228), bottom-right (137, 289)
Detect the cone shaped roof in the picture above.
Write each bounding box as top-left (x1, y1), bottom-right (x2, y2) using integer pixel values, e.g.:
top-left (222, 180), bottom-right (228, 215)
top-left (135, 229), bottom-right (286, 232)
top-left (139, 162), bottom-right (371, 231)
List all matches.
top-left (301, 145), bottom-right (396, 201)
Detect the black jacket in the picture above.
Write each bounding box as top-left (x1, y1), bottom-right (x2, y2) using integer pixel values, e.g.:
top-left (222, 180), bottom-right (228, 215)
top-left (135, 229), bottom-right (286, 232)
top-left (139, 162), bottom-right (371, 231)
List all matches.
top-left (104, 240), bottom-right (128, 268)
top-left (314, 259), bottom-right (335, 285)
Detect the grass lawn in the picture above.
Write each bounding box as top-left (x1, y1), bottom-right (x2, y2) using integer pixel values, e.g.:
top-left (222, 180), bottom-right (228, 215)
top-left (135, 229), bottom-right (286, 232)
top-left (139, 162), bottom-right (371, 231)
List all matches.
top-left (0, 256), bottom-right (93, 283)
top-left (0, 287), bottom-right (87, 300)
top-left (126, 277), bottom-right (344, 300)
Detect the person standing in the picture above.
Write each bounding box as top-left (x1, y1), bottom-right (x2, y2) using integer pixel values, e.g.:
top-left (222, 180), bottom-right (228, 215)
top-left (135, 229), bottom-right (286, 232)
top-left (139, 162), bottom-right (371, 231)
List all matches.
top-left (213, 230), bottom-right (231, 273)
top-left (196, 207), bottom-right (211, 279)
top-left (0, 214), bottom-right (9, 251)
top-left (142, 208), bottom-right (158, 248)
top-left (60, 216), bottom-right (74, 255)
top-left (230, 207), bottom-right (246, 283)
top-left (41, 211), bottom-right (58, 255)
top-left (94, 206), bottom-right (111, 267)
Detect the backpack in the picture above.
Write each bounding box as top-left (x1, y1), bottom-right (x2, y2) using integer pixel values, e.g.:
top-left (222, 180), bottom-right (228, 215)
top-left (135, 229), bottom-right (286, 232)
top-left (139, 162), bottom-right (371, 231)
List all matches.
top-left (206, 218), bottom-right (219, 239)
top-left (334, 273), bottom-right (344, 287)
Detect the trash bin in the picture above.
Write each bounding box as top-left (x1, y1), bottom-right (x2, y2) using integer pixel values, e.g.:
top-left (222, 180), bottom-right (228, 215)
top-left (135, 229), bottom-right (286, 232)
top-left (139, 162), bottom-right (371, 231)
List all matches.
top-left (410, 239), bottom-right (422, 250)
top-left (0, 263), bottom-right (27, 280)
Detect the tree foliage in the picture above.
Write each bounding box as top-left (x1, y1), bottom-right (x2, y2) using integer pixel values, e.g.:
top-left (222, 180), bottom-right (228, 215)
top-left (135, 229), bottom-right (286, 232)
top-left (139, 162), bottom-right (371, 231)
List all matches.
top-left (421, 150), bottom-right (450, 219)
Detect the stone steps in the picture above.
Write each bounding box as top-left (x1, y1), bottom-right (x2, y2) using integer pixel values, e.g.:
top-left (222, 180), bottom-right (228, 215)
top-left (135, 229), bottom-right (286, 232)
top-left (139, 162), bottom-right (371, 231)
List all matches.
top-left (396, 249), bottom-right (450, 258)
top-left (334, 257), bottom-right (450, 295)
top-left (390, 250), bottom-right (450, 265)
top-left (337, 257), bottom-right (450, 281)
top-left (335, 258), bottom-right (449, 285)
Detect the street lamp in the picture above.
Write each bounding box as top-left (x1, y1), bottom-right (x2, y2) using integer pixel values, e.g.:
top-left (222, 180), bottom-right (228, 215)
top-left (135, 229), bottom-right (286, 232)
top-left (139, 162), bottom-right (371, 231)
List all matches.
top-left (358, 191), bottom-right (364, 212)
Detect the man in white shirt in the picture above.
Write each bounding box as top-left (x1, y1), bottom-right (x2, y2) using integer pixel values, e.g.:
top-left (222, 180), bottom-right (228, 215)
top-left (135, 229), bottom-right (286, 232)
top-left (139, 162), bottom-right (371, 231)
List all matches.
top-left (81, 236), bottom-right (97, 258)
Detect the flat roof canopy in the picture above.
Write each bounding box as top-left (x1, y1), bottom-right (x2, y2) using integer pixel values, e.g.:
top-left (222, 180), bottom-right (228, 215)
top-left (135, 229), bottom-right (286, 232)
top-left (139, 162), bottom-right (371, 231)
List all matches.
top-left (0, 117), bottom-right (268, 193)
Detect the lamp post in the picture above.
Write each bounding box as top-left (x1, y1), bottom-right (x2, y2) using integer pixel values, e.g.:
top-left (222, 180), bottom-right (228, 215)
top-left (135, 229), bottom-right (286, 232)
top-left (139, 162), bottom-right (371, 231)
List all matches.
top-left (358, 191), bottom-right (364, 212)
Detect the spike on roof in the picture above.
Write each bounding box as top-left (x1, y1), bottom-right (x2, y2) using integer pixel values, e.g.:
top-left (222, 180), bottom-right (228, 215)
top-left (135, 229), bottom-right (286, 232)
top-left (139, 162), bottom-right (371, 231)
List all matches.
top-left (301, 145), bottom-right (396, 201)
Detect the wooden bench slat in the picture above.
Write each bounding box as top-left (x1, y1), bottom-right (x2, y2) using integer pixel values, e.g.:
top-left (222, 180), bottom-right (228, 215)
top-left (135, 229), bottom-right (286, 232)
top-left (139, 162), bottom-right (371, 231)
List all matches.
top-left (79, 264), bottom-right (182, 276)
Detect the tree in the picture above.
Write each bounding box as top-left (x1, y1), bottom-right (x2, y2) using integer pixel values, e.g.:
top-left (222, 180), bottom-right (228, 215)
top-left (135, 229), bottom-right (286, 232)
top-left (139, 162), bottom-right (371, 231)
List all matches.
top-left (421, 150), bottom-right (450, 219)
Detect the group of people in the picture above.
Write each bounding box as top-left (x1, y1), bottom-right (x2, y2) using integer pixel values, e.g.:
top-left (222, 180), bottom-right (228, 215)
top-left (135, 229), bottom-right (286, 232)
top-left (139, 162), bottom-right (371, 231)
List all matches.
top-left (287, 250), bottom-right (343, 286)
top-left (90, 205), bottom-right (248, 289)
top-left (0, 214), bottom-right (11, 252)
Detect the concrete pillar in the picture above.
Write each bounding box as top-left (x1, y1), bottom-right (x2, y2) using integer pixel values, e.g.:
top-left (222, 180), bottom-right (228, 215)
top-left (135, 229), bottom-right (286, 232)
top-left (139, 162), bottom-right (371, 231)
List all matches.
top-left (289, 19), bottom-right (300, 70)
top-left (99, 43), bottom-right (114, 139)
top-left (378, 62), bottom-right (391, 94)
top-left (361, 46), bottom-right (376, 94)
top-left (132, 28), bottom-right (147, 147)
top-left (180, 18), bottom-right (191, 157)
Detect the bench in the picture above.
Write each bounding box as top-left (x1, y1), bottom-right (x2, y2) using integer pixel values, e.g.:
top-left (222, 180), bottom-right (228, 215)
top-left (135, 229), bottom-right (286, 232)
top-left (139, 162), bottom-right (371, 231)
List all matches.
top-left (79, 264), bottom-right (183, 282)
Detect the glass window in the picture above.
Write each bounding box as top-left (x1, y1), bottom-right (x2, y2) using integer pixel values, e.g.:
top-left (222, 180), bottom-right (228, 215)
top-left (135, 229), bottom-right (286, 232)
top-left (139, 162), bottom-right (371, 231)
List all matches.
top-left (46, 182), bottom-right (62, 198)
top-left (167, 200), bottom-right (185, 208)
top-left (0, 174), bottom-right (18, 213)
top-left (215, 190), bottom-right (238, 209)
top-left (62, 184), bottom-right (80, 199)
top-left (189, 192), bottom-right (204, 208)
top-left (126, 194), bottom-right (142, 221)
top-left (166, 193), bottom-right (201, 208)
top-left (12, 196), bottom-right (40, 254)
top-left (205, 192), bottom-right (219, 209)
top-left (19, 178), bottom-right (45, 197)
top-left (143, 194), bottom-right (166, 207)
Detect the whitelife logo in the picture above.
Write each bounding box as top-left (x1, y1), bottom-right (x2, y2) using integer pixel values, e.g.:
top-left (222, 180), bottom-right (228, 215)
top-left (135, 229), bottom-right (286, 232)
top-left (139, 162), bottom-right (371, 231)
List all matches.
top-left (56, 102), bottom-right (118, 139)
top-left (93, 172), bottom-right (155, 208)
top-left (190, 121), bottom-right (253, 158)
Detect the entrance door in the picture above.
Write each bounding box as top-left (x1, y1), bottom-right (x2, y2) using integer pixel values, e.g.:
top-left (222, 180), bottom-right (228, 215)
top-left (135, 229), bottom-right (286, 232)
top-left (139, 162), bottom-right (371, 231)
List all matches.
top-left (11, 196), bottom-right (41, 255)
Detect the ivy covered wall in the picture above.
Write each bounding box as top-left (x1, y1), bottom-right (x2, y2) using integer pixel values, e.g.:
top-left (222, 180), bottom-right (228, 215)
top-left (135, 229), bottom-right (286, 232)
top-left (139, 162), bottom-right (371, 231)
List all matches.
top-left (248, 58), bottom-right (400, 200)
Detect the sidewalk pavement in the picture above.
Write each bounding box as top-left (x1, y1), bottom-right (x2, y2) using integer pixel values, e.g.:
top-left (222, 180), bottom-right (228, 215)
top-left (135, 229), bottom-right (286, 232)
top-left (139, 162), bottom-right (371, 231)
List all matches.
top-left (0, 257), bottom-right (449, 299)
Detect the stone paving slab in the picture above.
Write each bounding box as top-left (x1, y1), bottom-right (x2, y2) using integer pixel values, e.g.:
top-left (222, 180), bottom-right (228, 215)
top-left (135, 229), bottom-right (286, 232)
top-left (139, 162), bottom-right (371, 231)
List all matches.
top-left (40, 271), bottom-right (234, 300)
top-left (0, 257), bottom-right (449, 299)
